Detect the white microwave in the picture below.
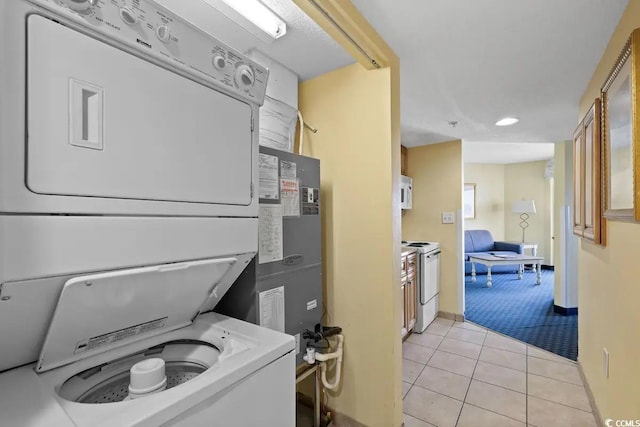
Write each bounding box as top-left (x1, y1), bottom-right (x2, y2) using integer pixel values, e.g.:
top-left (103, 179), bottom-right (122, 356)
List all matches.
top-left (401, 175), bottom-right (413, 210)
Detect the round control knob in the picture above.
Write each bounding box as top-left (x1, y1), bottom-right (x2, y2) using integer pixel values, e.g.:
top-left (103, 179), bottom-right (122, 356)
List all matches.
top-left (119, 7), bottom-right (138, 25)
top-left (64, 0), bottom-right (97, 12)
top-left (234, 64), bottom-right (255, 89)
top-left (212, 55), bottom-right (226, 70)
top-left (156, 25), bottom-right (171, 43)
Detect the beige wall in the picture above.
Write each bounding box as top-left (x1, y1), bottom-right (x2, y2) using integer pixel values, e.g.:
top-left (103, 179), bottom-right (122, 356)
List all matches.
top-left (464, 164), bottom-right (506, 239)
top-left (403, 141), bottom-right (463, 315)
top-left (299, 62), bottom-right (402, 426)
top-left (464, 161), bottom-right (553, 263)
top-left (504, 161), bottom-right (553, 263)
top-left (577, 0), bottom-right (640, 420)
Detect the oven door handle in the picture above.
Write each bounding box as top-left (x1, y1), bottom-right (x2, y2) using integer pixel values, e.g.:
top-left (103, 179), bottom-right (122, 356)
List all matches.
top-left (425, 250), bottom-right (441, 258)
top-left (420, 285), bottom-right (430, 305)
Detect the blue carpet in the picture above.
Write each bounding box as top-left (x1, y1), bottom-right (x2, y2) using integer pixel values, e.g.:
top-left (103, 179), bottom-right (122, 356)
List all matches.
top-left (465, 270), bottom-right (578, 360)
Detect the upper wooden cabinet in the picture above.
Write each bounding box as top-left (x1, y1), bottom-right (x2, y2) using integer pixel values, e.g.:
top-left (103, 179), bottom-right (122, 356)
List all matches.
top-left (401, 145), bottom-right (408, 176)
top-left (573, 101), bottom-right (604, 245)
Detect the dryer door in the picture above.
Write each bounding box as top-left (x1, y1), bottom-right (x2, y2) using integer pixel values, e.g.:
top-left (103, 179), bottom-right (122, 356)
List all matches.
top-left (27, 15), bottom-right (253, 207)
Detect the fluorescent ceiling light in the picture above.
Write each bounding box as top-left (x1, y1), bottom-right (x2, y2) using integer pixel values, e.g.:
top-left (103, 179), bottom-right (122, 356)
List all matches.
top-left (215, 0), bottom-right (287, 41)
top-left (495, 117), bottom-right (519, 126)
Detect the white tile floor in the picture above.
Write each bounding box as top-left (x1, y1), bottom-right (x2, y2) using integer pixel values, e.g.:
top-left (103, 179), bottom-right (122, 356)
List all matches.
top-left (402, 318), bottom-right (596, 427)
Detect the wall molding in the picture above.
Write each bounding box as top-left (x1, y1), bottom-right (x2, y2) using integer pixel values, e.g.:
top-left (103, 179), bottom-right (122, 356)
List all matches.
top-left (553, 305), bottom-right (578, 315)
top-left (438, 310), bottom-right (465, 322)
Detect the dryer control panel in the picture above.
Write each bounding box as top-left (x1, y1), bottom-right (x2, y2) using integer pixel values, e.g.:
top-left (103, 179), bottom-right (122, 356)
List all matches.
top-left (31, 0), bottom-right (268, 104)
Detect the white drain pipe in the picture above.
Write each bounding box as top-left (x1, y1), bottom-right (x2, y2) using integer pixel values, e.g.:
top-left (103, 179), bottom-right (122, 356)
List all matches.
top-left (303, 334), bottom-right (344, 390)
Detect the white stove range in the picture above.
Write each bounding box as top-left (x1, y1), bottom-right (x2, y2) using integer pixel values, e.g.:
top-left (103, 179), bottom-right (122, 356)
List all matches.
top-left (402, 241), bottom-right (441, 332)
top-left (402, 241), bottom-right (440, 254)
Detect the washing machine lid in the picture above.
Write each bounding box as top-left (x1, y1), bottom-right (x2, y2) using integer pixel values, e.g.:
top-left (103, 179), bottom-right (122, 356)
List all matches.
top-left (36, 257), bottom-right (240, 373)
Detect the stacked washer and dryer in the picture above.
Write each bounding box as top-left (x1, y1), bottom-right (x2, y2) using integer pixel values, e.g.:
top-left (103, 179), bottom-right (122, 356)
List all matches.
top-left (0, 0), bottom-right (295, 425)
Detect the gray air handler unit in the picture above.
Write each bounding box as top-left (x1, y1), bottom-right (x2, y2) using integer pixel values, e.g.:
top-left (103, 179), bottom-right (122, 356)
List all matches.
top-left (217, 146), bottom-right (322, 366)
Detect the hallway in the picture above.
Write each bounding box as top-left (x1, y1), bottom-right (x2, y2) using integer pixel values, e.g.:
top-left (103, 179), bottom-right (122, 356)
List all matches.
top-left (402, 318), bottom-right (595, 426)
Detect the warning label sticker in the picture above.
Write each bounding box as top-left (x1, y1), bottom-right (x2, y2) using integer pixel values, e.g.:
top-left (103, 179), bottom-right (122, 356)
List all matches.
top-left (302, 187), bottom-right (320, 215)
top-left (74, 317), bottom-right (167, 354)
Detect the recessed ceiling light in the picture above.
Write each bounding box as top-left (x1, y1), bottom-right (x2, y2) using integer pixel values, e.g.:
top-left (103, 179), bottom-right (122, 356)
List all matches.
top-left (495, 117), bottom-right (519, 126)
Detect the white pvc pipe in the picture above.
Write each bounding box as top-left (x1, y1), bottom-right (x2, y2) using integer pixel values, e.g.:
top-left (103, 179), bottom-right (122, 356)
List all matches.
top-left (297, 110), bottom-right (305, 155)
top-left (314, 334), bottom-right (343, 390)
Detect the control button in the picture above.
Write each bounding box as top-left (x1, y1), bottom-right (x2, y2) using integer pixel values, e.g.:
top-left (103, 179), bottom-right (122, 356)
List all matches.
top-left (64, 0), bottom-right (97, 12)
top-left (235, 64), bottom-right (255, 89)
top-left (120, 7), bottom-right (138, 25)
top-left (212, 55), bottom-right (226, 70)
top-left (156, 25), bottom-right (171, 43)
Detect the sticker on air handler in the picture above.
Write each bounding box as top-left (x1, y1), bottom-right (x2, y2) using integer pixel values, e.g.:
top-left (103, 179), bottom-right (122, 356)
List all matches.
top-left (302, 187), bottom-right (319, 215)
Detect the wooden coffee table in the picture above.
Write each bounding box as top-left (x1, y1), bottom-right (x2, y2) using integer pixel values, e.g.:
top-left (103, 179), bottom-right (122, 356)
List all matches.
top-left (468, 254), bottom-right (544, 287)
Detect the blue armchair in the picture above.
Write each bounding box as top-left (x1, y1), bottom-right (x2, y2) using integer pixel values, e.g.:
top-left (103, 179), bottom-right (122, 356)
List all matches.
top-left (464, 230), bottom-right (524, 275)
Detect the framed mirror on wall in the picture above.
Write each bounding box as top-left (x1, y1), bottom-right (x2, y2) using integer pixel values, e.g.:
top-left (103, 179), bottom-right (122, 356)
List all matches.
top-left (464, 183), bottom-right (476, 219)
top-left (573, 121), bottom-right (584, 235)
top-left (573, 100), bottom-right (603, 244)
top-left (601, 29), bottom-right (640, 221)
top-left (583, 102), bottom-right (602, 242)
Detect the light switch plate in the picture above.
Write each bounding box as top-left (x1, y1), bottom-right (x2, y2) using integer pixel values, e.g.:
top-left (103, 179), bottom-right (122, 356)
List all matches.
top-left (442, 212), bottom-right (455, 224)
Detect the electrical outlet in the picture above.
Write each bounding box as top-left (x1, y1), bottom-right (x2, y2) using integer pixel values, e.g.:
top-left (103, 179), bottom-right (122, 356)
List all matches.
top-left (603, 348), bottom-right (609, 378)
top-left (442, 212), bottom-right (455, 224)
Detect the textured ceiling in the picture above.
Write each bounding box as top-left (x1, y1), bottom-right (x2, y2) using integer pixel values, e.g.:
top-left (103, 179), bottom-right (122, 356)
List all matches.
top-left (157, 0), bottom-right (628, 163)
top-left (351, 0), bottom-right (628, 147)
top-left (156, 0), bottom-right (354, 81)
top-left (464, 142), bottom-right (555, 164)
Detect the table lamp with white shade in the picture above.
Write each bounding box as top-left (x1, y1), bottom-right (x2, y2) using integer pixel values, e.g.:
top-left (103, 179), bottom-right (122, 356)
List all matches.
top-left (512, 199), bottom-right (536, 242)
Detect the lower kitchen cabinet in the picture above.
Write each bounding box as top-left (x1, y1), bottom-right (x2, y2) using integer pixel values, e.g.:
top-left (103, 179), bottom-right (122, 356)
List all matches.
top-left (401, 275), bottom-right (407, 338)
top-left (406, 272), bottom-right (417, 332)
top-left (401, 251), bottom-right (417, 338)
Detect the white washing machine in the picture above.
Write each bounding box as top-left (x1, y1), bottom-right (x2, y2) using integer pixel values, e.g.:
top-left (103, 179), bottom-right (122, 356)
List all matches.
top-left (0, 263), bottom-right (296, 426)
top-left (0, 0), bottom-right (295, 425)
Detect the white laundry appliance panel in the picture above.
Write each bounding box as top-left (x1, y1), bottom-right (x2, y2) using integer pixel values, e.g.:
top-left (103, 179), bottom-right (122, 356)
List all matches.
top-left (37, 258), bottom-right (247, 372)
top-left (0, 0), bottom-right (267, 373)
top-left (0, 313), bottom-right (296, 427)
top-left (0, 0), bottom-right (268, 217)
top-left (28, 15), bottom-right (251, 206)
top-left (0, 215), bottom-right (257, 373)
top-left (0, 2), bottom-right (295, 425)
top-left (0, 248), bottom-right (296, 426)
